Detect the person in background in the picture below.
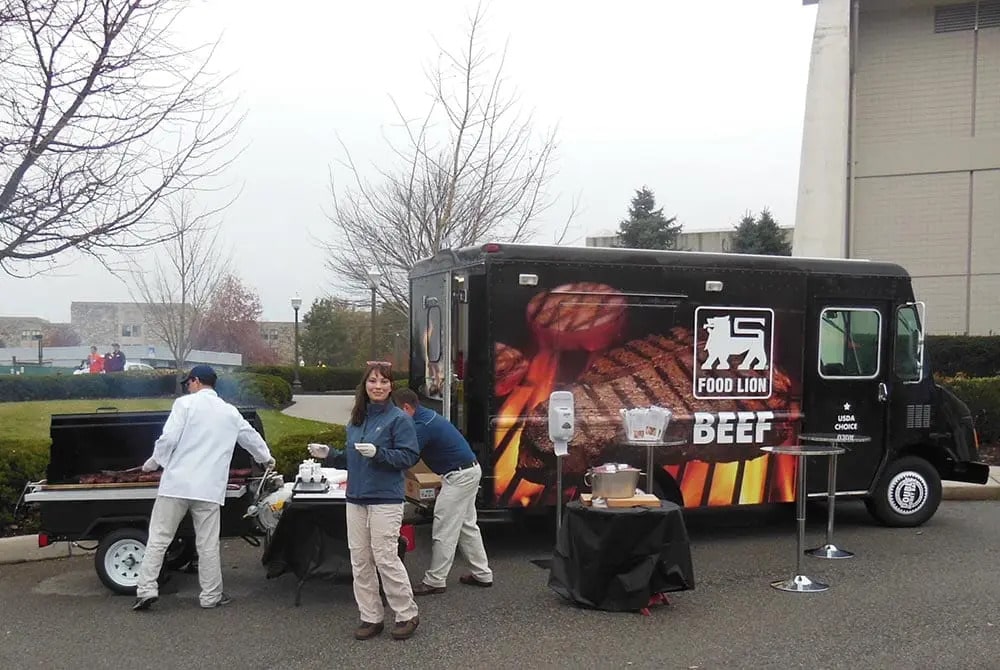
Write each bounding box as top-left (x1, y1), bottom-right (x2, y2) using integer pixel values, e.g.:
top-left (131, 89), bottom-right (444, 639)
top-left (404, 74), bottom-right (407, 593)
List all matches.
top-left (87, 346), bottom-right (104, 374)
top-left (132, 365), bottom-right (275, 611)
top-left (311, 362), bottom-right (421, 640)
top-left (391, 388), bottom-right (493, 595)
top-left (106, 343), bottom-right (126, 372)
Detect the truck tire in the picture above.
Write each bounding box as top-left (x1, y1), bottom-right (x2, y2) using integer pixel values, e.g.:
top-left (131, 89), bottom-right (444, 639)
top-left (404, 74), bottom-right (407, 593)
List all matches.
top-left (865, 455), bottom-right (942, 527)
top-left (95, 528), bottom-right (148, 595)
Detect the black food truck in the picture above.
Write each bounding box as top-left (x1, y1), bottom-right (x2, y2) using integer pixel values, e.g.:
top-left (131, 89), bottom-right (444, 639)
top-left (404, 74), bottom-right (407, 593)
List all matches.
top-left (408, 243), bottom-right (988, 527)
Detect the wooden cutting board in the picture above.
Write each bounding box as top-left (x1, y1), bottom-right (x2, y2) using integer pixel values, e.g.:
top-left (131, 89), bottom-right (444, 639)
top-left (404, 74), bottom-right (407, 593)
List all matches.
top-left (580, 493), bottom-right (661, 508)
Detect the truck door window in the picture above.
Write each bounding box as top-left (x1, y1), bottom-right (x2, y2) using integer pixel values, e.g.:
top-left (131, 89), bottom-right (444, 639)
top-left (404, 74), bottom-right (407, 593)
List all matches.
top-left (819, 308), bottom-right (881, 379)
top-left (894, 303), bottom-right (924, 383)
top-left (426, 305), bottom-right (442, 363)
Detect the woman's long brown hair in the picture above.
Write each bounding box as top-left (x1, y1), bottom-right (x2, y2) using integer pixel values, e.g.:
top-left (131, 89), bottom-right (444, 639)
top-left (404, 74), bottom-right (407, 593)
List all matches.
top-left (349, 362), bottom-right (395, 426)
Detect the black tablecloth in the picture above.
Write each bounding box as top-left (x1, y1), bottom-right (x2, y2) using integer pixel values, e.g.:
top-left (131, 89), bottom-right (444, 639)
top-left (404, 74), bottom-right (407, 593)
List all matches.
top-left (260, 498), bottom-right (408, 605)
top-left (548, 501), bottom-right (695, 612)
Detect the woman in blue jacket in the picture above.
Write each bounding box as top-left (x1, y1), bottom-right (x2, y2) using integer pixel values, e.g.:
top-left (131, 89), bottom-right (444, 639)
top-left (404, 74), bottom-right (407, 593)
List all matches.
top-left (344, 362), bottom-right (421, 641)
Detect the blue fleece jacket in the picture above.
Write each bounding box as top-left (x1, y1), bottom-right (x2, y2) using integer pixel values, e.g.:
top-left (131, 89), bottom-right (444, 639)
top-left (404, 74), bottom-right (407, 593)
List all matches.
top-left (411, 405), bottom-right (476, 475)
top-left (345, 401), bottom-right (420, 505)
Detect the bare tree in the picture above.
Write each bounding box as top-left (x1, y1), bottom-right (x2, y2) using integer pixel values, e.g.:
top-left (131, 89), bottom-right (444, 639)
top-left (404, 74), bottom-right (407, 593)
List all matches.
top-left (0, 0), bottom-right (241, 277)
top-left (323, 4), bottom-right (574, 312)
top-left (131, 196), bottom-right (230, 368)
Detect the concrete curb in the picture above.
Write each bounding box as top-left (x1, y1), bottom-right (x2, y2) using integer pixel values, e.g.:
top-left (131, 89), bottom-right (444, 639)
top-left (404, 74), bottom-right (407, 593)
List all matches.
top-left (0, 535), bottom-right (95, 566)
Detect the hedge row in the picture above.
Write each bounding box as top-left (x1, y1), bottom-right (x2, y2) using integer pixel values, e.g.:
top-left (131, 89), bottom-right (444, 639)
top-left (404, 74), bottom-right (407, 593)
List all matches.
top-left (0, 372), bottom-right (292, 409)
top-left (939, 376), bottom-right (1000, 444)
top-left (927, 336), bottom-right (1000, 378)
top-left (243, 365), bottom-right (410, 392)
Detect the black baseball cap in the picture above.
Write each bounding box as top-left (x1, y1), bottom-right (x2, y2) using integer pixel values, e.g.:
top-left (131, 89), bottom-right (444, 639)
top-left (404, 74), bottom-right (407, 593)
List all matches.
top-left (182, 364), bottom-right (217, 386)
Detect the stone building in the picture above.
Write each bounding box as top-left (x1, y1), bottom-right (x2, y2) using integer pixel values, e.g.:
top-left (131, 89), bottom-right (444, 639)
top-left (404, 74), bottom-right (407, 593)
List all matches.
top-left (70, 302), bottom-right (150, 348)
top-left (258, 321), bottom-right (298, 364)
top-left (0, 316), bottom-right (53, 347)
top-left (796, 0), bottom-right (1000, 335)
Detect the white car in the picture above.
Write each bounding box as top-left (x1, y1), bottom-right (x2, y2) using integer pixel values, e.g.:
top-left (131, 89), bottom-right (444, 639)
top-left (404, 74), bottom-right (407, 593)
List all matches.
top-left (123, 362), bottom-right (155, 372)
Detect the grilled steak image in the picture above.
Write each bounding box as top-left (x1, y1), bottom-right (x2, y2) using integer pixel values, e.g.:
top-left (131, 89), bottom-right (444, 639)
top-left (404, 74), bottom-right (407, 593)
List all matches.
top-left (495, 342), bottom-right (529, 397)
top-left (526, 282), bottom-right (627, 352)
top-left (517, 327), bottom-right (799, 483)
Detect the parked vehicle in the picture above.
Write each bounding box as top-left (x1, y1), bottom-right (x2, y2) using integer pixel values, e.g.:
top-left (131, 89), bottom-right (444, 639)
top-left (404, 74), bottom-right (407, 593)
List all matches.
top-left (408, 243), bottom-right (989, 527)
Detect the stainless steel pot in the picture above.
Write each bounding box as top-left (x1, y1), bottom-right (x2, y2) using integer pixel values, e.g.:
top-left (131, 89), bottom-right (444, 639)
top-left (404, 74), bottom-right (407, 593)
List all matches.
top-left (584, 464), bottom-right (641, 499)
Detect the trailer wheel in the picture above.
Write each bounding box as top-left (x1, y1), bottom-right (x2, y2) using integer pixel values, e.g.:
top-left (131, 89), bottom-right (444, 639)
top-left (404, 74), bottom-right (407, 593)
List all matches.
top-left (95, 528), bottom-right (148, 595)
top-left (165, 537), bottom-right (196, 571)
top-left (865, 455), bottom-right (942, 527)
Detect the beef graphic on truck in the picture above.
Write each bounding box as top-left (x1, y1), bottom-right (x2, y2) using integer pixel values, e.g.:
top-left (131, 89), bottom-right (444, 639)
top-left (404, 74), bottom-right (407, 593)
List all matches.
top-left (408, 243), bottom-right (989, 527)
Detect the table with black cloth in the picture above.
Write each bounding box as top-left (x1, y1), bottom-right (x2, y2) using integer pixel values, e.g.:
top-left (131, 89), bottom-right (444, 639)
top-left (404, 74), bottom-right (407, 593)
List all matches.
top-left (548, 500), bottom-right (695, 613)
top-left (260, 495), bottom-right (409, 606)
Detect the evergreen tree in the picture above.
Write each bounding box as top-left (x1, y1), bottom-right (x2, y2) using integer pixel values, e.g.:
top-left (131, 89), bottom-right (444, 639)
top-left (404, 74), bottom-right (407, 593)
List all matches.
top-left (730, 208), bottom-right (791, 255)
top-left (617, 187), bottom-right (683, 250)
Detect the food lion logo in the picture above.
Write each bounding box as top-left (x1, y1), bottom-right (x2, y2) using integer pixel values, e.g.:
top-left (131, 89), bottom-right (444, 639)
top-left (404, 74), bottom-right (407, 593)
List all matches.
top-left (693, 307), bottom-right (774, 400)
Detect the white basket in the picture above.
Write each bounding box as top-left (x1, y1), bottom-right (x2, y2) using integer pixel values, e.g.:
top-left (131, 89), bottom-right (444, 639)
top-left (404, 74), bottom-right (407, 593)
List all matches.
top-left (619, 406), bottom-right (672, 442)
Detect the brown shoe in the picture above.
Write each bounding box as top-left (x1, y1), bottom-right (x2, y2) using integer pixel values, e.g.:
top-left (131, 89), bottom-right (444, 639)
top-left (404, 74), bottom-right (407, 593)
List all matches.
top-left (391, 616), bottom-right (420, 640)
top-left (459, 574), bottom-right (493, 588)
top-left (412, 582), bottom-right (446, 596)
top-left (354, 621), bottom-right (384, 640)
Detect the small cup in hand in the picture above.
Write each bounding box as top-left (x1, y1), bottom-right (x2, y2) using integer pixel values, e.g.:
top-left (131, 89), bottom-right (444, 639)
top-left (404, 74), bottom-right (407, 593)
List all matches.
top-left (307, 443), bottom-right (330, 459)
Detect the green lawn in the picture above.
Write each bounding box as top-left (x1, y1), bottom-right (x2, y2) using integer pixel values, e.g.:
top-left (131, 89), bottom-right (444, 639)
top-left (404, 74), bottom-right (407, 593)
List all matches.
top-left (0, 399), bottom-right (336, 445)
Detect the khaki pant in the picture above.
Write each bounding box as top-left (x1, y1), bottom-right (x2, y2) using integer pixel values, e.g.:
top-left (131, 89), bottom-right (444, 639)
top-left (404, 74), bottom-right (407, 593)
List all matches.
top-left (136, 496), bottom-right (224, 608)
top-left (423, 462), bottom-right (492, 588)
top-left (346, 503), bottom-right (418, 623)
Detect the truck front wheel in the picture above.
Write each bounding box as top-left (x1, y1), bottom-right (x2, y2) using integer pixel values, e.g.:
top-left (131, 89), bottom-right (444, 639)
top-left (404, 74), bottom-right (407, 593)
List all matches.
top-left (865, 455), bottom-right (941, 527)
top-left (95, 528), bottom-right (148, 595)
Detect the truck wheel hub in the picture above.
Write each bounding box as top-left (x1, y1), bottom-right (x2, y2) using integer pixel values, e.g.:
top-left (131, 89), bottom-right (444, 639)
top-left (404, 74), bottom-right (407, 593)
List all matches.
top-left (887, 471), bottom-right (927, 515)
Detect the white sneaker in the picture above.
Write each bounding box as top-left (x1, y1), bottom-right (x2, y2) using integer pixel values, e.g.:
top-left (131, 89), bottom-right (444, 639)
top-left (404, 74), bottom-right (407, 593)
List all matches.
top-left (201, 593), bottom-right (232, 609)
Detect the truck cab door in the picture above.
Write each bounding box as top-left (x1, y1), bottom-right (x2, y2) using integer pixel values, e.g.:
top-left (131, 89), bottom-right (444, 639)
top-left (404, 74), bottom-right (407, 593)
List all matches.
top-left (802, 302), bottom-right (891, 494)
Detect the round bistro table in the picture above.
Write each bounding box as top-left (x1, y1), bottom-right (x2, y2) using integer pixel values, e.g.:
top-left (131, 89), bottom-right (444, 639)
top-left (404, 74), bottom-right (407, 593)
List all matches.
top-left (623, 438), bottom-right (687, 494)
top-left (761, 444), bottom-right (845, 593)
top-left (797, 433), bottom-right (872, 559)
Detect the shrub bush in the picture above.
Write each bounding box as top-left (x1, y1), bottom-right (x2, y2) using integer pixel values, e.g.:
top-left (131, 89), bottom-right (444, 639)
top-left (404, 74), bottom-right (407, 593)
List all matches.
top-left (270, 426), bottom-right (348, 480)
top-left (0, 371), bottom-right (177, 402)
top-left (0, 371), bottom-right (291, 409)
top-left (243, 365), bottom-right (409, 392)
top-left (938, 376), bottom-right (1000, 445)
top-left (216, 373), bottom-right (292, 409)
top-left (927, 336), bottom-right (1000, 378)
top-left (0, 438), bottom-right (49, 532)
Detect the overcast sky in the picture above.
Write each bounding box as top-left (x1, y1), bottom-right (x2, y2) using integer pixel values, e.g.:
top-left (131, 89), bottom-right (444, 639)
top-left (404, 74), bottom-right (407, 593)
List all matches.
top-left (1, 0), bottom-right (818, 322)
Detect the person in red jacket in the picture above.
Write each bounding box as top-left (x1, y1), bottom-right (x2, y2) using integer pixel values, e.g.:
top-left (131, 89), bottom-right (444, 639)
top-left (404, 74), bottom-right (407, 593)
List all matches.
top-left (87, 346), bottom-right (105, 374)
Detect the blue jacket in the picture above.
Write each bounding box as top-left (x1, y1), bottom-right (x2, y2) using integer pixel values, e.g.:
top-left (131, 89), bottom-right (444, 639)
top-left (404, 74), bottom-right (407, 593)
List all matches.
top-left (345, 402), bottom-right (420, 505)
top-left (412, 405), bottom-right (477, 475)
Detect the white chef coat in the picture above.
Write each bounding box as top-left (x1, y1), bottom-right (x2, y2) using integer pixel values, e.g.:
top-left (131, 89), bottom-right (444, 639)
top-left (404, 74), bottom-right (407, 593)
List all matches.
top-left (151, 388), bottom-right (272, 505)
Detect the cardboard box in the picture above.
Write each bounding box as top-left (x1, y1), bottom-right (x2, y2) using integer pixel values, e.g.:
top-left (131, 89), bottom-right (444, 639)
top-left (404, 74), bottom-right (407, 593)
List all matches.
top-left (405, 460), bottom-right (441, 504)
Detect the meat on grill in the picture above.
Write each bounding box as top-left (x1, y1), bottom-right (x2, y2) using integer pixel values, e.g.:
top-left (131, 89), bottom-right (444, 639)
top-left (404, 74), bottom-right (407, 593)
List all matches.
top-left (495, 342), bottom-right (529, 397)
top-left (526, 283), bottom-right (627, 352)
top-left (516, 327), bottom-right (799, 483)
top-left (73, 467), bottom-right (254, 485)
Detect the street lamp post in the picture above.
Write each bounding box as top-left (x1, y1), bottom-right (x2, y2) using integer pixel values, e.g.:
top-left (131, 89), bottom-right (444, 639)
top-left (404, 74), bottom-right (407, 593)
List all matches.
top-left (291, 294), bottom-right (302, 390)
top-left (366, 267), bottom-right (383, 361)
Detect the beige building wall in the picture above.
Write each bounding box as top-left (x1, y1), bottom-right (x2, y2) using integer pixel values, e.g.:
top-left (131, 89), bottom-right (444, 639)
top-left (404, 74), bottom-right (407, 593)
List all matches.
top-left (847, 0), bottom-right (1000, 335)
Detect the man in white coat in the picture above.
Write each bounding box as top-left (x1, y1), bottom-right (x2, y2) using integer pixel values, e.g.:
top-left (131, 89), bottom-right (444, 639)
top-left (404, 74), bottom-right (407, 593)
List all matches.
top-left (133, 365), bottom-right (275, 611)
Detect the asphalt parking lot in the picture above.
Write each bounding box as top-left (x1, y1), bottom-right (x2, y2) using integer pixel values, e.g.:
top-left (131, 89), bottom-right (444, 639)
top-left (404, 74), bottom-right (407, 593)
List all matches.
top-left (2, 500), bottom-right (999, 670)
